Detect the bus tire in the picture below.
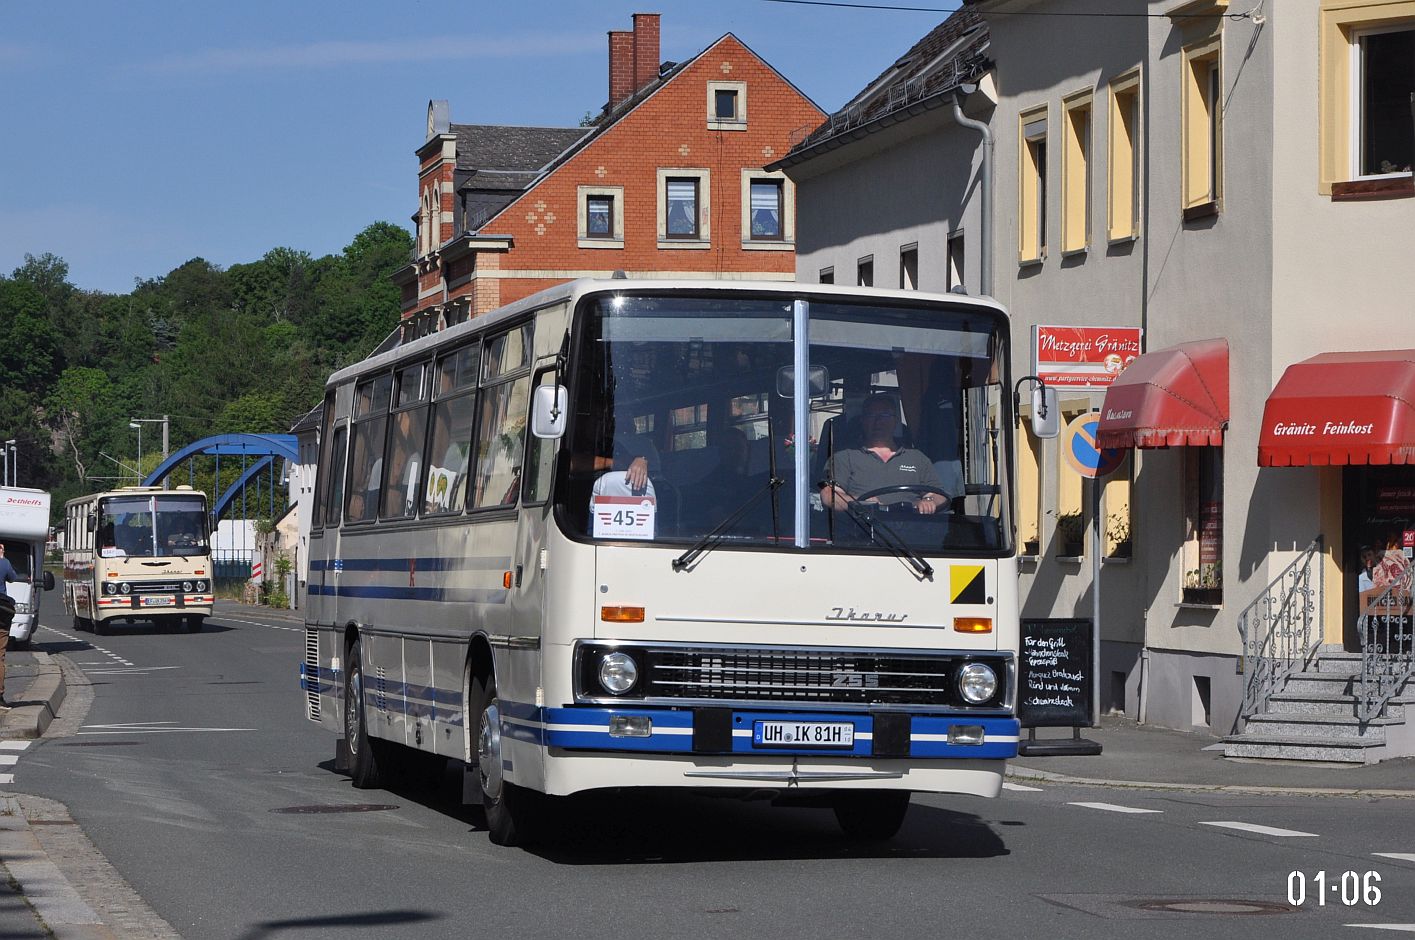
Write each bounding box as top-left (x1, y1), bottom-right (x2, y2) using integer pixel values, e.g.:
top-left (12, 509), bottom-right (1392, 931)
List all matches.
top-left (832, 790), bottom-right (910, 841)
top-left (471, 672), bottom-right (538, 846)
top-left (92, 619), bottom-right (108, 637)
top-left (344, 643), bottom-right (383, 789)
top-left (72, 616), bottom-right (87, 633)
top-left (184, 615), bottom-right (204, 633)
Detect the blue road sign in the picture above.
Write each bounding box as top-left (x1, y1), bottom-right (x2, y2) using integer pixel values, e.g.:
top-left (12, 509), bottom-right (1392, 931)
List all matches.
top-left (1063, 413), bottom-right (1126, 479)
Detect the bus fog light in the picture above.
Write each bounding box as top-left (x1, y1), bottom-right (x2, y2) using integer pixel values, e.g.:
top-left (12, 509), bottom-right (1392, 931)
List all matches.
top-left (598, 652), bottom-right (639, 694)
top-left (958, 663), bottom-right (998, 704)
top-left (609, 715), bottom-right (652, 737)
top-left (947, 725), bottom-right (985, 745)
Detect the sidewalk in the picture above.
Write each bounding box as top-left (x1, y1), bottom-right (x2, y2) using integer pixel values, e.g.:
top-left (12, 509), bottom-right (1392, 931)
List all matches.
top-left (0, 650), bottom-right (116, 939)
top-left (1010, 715), bottom-right (1415, 796)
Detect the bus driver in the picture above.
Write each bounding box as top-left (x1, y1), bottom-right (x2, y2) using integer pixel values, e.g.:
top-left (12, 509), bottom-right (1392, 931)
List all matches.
top-left (819, 393), bottom-right (946, 515)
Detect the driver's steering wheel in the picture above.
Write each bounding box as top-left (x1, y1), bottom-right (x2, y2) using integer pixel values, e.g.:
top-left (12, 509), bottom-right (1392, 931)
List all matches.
top-left (851, 484), bottom-right (952, 512)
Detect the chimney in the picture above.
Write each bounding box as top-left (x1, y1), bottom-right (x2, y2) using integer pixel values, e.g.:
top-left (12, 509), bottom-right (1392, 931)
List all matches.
top-left (632, 13), bottom-right (661, 92)
top-left (608, 30), bottom-right (635, 109)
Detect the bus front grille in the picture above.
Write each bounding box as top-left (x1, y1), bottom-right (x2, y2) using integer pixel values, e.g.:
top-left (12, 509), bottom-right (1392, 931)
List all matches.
top-left (641, 647), bottom-right (976, 708)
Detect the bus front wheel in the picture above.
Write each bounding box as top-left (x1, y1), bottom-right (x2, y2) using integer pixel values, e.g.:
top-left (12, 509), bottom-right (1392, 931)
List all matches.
top-left (344, 643), bottom-right (383, 789)
top-left (183, 615), bottom-right (204, 633)
top-left (471, 672), bottom-right (540, 847)
top-left (832, 791), bottom-right (911, 841)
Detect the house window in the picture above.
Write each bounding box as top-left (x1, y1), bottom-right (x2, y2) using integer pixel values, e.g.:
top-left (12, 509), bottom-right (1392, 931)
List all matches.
top-left (666, 179), bottom-right (698, 238)
top-left (857, 256), bottom-right (874, 287)
top-left (900, 244), bottom-right (918, 290)
top-left (1182, 447), bottom-right (1223, 603)
top-left (1318, 2), bottom-right (1415, 192)
top-left (587, 195), bottom-right (613, 237)
top-left (1019, 108), bottom-right (1048, 263)
top-left (1108, 72), bottom-right (1142, 241)
top-left (749, 180), bottom-right (783, 239)
top-left (1062, 93), bottom-right (1092, 254)
top-left (1182, 40), bottom-right (1222, 212)
top-left (578, 185), bottom-right (624, 248)
top-left (946, 230), bottom-right (965, 291)
top-left (1355, 26), bottom-right (1415, 176)
top-left (819, 267), bottom-right (834, 284)
top-left (1103, 456), bottom-right (1133, 560)
top-left (707, 81), bottom-right (748, 130)
top-left (658, 169), bottom-right (710, 246)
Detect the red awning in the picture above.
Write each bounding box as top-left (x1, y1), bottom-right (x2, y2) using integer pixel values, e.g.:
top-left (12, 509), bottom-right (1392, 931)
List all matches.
top-left (1095, 338), bottom-right (1229, 448)
top-left (1258, 350), bottom-right (1415, 467)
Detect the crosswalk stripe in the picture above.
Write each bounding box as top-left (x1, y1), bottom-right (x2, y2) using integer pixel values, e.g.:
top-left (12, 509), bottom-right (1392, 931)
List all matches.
top-left (1003, 782), bottom-right (1042, 792)
top-left (0, 774), bottom-right (13, 785)
top-left (1069, 801), bottom-right (1162, 814)
top-left (1373, 853), bottom-right (1415, 863)
top-left (1200, 821), bottom-right (1318, 837)
top-left (1345, 925), bottom-right (1415, 933)
top-left (0, 741), bottom-right (32, 752)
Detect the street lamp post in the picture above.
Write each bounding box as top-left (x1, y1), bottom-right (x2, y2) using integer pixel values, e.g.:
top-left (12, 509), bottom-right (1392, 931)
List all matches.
top-left (129, 422), bottom-right (142, 485)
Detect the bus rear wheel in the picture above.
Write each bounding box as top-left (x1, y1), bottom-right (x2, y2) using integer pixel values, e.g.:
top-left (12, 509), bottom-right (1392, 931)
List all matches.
top-left (344, 643), bottom-right (383, 789)
top-left (832, 791), bottom-right (911, 841)
top-left (471, 672), bottom-right (540, 847)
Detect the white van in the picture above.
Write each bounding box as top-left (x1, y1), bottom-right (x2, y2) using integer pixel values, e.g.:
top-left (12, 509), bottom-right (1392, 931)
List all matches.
top-left (0, 487), bottom-right (55, 648)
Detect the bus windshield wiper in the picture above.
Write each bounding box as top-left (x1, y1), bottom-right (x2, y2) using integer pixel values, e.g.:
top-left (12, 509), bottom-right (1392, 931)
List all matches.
top-left (672, 476), bottom-right (785, 572)
top-left (840, 501), bottom-right (934, 581)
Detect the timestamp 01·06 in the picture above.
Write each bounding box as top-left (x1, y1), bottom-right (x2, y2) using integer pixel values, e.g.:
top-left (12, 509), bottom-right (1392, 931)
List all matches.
top-left (1288, 870), bottom-right (1382, 907)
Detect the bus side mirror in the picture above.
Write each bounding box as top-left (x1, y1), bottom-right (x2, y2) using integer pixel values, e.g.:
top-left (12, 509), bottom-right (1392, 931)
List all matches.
top-left (531, 384), bottom-right (569, 439)
top-left (1031, 386), bottom-right (1060, 439)
top-left (42, 571), bottom-right (54, 591)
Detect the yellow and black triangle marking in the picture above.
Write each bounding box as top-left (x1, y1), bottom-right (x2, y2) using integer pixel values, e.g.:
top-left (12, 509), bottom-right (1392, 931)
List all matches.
top-left (949, 564), bottom-right (986, 605)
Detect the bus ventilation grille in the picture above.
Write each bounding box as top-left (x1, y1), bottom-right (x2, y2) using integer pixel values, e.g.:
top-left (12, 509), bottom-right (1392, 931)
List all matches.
top-left (304, 629), bottom-right (321, 721)
top-left (375, 668), bottom-right (388, 713)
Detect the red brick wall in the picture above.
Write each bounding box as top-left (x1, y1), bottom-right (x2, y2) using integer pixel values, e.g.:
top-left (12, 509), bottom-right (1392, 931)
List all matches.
top-left (480, 34), bottom-right (824, 308)
top-left (632, 13), bottom-right (661, 92)
top-left (609, 31), bottom-right (635, 107)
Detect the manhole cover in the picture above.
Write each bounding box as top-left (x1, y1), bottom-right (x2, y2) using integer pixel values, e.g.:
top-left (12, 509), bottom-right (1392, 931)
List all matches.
top-left (270, 804), bottom-right (398, 814)
top-left (1130, 899), bottom-right (1295, 915)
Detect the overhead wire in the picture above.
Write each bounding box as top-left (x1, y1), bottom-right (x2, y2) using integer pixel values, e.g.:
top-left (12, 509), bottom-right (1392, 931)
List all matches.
top-left (762, 0), bottom-right (1262, 18)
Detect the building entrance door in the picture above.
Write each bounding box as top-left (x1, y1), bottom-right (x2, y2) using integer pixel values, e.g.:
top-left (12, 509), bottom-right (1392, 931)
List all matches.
top-left (1341, 465), bottom-right (1415, 649)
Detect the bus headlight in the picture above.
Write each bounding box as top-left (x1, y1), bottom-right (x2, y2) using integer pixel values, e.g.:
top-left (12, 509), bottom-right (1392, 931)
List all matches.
top-left (104, 582), bottom-right (116, 595)
top-left (194, 580), bottom-right (207, 593)
top-left (119, 582), bottom-right (131, 595)
top-left (958, 663), bottom-right (998, 704)
top-left (598, 652), bottom-right (639, 695)
top-left (182, 581), bottom-right (193, 592)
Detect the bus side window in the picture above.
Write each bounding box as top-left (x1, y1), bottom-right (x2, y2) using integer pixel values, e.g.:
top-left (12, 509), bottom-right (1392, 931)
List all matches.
top-left (324, 426), bottom-right (348, 527)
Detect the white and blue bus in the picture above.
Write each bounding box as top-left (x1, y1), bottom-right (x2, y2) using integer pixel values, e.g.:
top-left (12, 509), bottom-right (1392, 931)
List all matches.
top-left (302, 279), bottom-right (1032, 845)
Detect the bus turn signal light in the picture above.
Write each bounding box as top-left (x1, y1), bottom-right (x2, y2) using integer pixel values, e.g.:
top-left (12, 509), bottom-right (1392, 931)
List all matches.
top-left (601, 606), bottom-right (645, 623)
top-left (502, 571), bottom-right (513, 589)
top-left (953, 617), bottom-right (993, 633)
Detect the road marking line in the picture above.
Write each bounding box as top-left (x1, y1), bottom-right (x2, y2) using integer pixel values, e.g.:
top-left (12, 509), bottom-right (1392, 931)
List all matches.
top-left (1003, 782), bottom-right (1042, 792)
top-left (1374, 853), bottom-right (1415, 863)
top-left (1068, 801), bottom-right (1163, 814)
top-left (1345, 925), bottom-right (1415, 933)
top-left (0, 756), bottom-right (18, 767)
top-left (0, 741), bottom-right (32, 752)
top-left (76, 729), bottom-right (256, 735)
top-left (0, 774), bottom-right (13, 785)
top-left (1199, 821), bottom-right (1318, 837)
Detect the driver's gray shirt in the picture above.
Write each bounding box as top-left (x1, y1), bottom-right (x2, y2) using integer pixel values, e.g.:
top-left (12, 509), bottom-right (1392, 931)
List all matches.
top-left (824, 446), bottom-right (944, 505)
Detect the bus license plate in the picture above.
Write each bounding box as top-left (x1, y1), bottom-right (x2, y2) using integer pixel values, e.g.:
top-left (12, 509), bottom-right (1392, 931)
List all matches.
top-left (140, 595), bottom-right (173, 607)
top-left (752, 720), bottom-right (854, 749)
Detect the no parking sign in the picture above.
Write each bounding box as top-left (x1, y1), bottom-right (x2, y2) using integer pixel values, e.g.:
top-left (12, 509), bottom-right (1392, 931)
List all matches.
top-left (1062, 413), bottom-right (1126, 479)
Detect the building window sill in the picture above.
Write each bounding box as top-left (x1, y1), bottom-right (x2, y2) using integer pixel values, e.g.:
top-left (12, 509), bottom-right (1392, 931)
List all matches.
top-left (1176, 601), bottom-right (1223, 610)
top-left (578, 238), bottom-right (624, 249)
top-left (1331, 176), bottom-right (1415, 202)
top-left (741, 240), bottom-right (794, 251)
top-left (1019, 253), bottom-right (1046, 268)
top-left (658, 239), bottom-right (712, 250)
top-left (707, 120), bottom-right (748, 132)
top-left (1182, 199), bottom-right (1219, 222)
top-left (1102, 555), bottom-right (1131, 565)
top-left (1056, 554), bottom-right (1085, 563)
top-left (1060, 245), bottom-right (1088, 258)
top-left (1107, 232), bottom-right (1139, 247)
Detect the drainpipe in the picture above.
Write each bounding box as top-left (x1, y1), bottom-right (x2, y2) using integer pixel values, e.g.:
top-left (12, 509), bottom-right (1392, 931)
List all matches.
top-left (951, 86), bottom-right (993, 298)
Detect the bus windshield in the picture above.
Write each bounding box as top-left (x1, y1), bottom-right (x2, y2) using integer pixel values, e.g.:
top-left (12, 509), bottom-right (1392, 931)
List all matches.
top-left (558, 293), bottom-right (1012, 555)
top-left (99, 494), bottom-right (209, 558)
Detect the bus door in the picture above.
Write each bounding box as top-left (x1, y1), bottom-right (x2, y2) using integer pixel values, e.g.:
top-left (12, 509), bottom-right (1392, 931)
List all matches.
top-left (319, 419), bottom-right (350, 628)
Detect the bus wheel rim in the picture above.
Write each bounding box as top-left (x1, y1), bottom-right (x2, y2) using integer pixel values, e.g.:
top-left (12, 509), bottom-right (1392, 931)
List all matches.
top-left (347, 669), bottom-right (362, 756)
top-left (478, 701), bottom-right (503, 800)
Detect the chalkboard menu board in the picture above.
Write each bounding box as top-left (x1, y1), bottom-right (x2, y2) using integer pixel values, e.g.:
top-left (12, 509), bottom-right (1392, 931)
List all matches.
top-left (1018, 618), bottom-right (1092, 728)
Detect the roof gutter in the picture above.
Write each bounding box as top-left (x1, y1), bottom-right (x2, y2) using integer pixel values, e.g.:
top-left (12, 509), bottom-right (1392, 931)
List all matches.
top-left (950, 87), bottom-right (993, 298)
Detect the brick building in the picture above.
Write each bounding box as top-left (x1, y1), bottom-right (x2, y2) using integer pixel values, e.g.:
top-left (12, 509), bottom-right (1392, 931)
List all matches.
top-left (392, 13), bottom-right (826, 333)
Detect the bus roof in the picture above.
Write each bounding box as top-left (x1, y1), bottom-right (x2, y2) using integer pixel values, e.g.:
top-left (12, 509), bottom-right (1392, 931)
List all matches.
top-left (330, 278), bottom-right (1009, 387)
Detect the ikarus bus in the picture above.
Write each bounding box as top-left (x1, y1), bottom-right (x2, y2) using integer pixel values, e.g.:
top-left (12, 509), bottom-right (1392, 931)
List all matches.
top-left (63, 486), bottom-right (214, 634)
top-left (302, 279), bottom-right (1054, 846)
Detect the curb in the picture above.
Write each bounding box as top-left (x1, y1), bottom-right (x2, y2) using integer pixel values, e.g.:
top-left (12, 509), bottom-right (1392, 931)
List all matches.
top-left (1006, 763), bottom-right (1415, 799)
top-left (2, 653), bottom-right (66, 740)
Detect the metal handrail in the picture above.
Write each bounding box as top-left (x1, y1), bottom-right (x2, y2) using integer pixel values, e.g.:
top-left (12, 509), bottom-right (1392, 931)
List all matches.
top-left (1236, 538), bottom-right (1323, 729)
top-left (1357, 564), bottom-right (1415, 723)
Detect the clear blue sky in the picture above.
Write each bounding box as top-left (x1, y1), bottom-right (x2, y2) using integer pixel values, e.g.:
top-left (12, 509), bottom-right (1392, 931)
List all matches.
top-left (1, 1), bottom-right (958, 294)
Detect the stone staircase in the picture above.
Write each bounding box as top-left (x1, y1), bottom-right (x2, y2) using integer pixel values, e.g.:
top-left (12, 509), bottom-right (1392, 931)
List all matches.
top-left (1224, 647), bottom-right (1415, 763)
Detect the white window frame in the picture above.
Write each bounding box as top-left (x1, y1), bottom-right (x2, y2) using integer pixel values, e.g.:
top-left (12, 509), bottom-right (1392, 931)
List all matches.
top-left (1349, 23), bottom-right (1415, 180)
top-left (739, 169), bottom-right (793, 249)
top-left (707, 81), bottom-right (748, 131)
top-left (577, 185), bottom-right (625, 249)
top-left (657, 168), bottom-right (711, 248)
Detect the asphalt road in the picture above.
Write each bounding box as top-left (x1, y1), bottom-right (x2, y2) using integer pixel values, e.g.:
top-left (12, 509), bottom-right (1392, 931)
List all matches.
top-left (11, 601), bottom-right (1415, 939)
